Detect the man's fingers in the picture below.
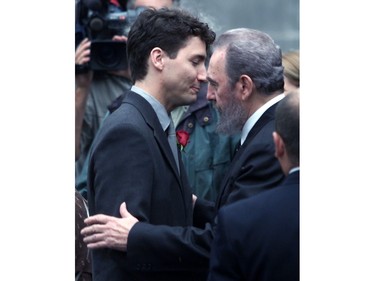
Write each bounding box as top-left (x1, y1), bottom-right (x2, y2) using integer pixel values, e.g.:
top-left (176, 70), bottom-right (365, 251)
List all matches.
top-left (84, 214), bottom-right (111, 225)
top-left (119, 202), bottom-right (130, 218)
top-left (82, 231), bottom-right (104, 243)
top-left (81, 223), bottom-right (103, 236)
top-left (112, 35), bottom-right (127, 42)
top-left (84, 232), bottom-right (109, 249)
top-left (86, 240), bottom-right (109, 249)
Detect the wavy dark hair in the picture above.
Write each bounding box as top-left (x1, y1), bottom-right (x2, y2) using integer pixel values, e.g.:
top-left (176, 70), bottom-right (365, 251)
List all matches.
top-left (127, 8), bottom-right (216, 82)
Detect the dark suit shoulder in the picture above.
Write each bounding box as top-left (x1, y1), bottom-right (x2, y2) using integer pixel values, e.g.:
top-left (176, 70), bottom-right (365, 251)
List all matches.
top-left (100, 91), bottom-right (160, 135)
top-left (220, 171), bottom-right (299, 226)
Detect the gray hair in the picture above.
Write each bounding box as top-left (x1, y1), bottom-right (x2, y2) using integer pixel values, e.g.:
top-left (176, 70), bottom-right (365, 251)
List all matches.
top-left (214, 28), bottom-right (284, 94)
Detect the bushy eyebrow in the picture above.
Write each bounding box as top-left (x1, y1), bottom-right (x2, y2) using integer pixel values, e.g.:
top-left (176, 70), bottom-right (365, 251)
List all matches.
top-left (207, 76), bottom-right (218, 87)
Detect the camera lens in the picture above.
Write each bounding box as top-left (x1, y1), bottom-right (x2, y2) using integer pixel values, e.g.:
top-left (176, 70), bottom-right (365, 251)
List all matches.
top-left (90, 40), bottom-right (127, 71)
top-left (89, 17), bottom-right (105, 32)
top-left (96, 44), bottom-right (119, 68)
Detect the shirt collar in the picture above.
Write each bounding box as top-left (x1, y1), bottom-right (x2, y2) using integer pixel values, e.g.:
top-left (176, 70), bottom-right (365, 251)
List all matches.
top-left (240, 94), bottom-right (285, 145)
top-left (289, 167), bottom-right (300, 174)
top-left (131, 85), bottom-right (170, 130)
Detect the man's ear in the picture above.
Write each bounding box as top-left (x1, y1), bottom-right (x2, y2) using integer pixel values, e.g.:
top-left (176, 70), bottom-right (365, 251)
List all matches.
top-left (237, 75), bottom-right (253, 101)
top-left (273, 131), bottom-right (285, 159)
top-left (150, 47), bottom-right (164, 71)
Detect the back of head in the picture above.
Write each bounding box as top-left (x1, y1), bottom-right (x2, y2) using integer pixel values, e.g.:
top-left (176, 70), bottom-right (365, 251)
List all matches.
top-left (213, 28), bottom-right (284, 94)
top-left (127, 8), bottom-right (216, 82)
top-left (282, 50), bottom-right (300, 88)
top-left (275, 91), bottom-right (300, 166)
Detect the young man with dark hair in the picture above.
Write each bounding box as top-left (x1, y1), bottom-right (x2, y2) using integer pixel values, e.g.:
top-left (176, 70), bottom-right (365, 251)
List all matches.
top-left (84, 8), bottom-right (215, 281)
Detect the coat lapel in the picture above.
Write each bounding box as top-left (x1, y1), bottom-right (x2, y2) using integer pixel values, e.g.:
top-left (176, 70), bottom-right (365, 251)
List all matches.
top-left (123, 92), bottom-right (181, 182)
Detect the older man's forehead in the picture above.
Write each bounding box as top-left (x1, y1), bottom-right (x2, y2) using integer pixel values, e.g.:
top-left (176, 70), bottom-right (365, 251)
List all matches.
top-left (208, 50), bottom-right (226, 75)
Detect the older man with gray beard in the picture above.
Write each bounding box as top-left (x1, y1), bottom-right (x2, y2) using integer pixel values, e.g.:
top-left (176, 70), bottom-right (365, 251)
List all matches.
top-left (203, 27), bottom-right (286, 211)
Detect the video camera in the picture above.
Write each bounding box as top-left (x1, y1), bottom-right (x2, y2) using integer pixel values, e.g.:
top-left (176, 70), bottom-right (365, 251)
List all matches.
top-left (76, 0), bottom-right (145, 71)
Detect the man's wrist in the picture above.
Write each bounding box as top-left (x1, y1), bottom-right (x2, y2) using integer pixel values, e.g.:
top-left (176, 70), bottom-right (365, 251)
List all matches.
top-left (75, 64), bottom-right (90, 75)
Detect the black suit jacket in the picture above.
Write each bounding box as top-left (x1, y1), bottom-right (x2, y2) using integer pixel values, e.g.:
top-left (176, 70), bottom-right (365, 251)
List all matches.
top-left (123, 100), bottom-right (285, 279)
top-left (87, 91), bottom-right (201, 280)
top-left (207, 171), bottom-right (300, 281)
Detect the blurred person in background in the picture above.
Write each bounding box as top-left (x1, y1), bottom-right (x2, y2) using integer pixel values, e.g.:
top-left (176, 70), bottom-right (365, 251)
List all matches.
top-left (282, 49), bottom-right (299, 92)
top-left (75, 190), bottom-right (92, 281)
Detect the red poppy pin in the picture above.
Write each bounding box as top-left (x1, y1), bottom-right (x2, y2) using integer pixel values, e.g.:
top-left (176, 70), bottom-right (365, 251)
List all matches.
top-left (176, 130), bottom-right (190, 152)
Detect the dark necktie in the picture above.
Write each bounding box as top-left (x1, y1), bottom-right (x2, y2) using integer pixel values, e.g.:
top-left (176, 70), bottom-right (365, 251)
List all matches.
top-left (166, 118), bottom-right (180, 174)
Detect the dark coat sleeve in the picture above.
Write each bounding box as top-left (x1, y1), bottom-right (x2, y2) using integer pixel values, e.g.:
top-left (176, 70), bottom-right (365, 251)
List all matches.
top-left (126, 220), bottom-right (214, 272)
top-left (207, 209), bottom-right (242, 281)
top-left (193, 197), bottom-right (216, 228)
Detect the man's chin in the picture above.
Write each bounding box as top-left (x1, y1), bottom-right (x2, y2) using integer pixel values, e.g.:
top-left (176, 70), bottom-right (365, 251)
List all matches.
top-left (185, 94), bottom-right (198, 105)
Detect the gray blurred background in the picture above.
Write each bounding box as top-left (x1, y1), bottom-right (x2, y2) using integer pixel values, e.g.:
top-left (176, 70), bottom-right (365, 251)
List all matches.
top-left (180, 0), bottom-right (299, 52)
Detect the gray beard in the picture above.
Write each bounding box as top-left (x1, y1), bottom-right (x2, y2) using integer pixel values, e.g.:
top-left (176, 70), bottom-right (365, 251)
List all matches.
top-left (216, 99), bottom-right (248, 135)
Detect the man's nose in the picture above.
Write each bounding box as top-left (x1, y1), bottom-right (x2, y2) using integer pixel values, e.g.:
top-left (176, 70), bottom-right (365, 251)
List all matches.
top-left (197, 66), bottom-right (207, 82)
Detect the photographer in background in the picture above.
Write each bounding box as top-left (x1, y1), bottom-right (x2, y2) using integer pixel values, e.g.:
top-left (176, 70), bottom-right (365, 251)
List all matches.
top-left (282, 49), bottom-right (299, 93)
top-left (75, 0), bottom-right (138, 179)
top-left (75, 36), bottom-right (132, 173)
